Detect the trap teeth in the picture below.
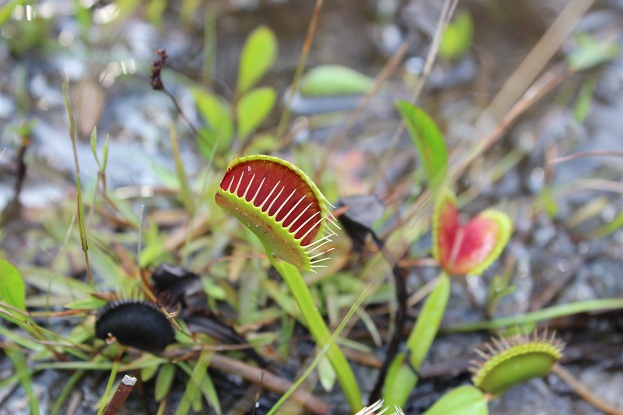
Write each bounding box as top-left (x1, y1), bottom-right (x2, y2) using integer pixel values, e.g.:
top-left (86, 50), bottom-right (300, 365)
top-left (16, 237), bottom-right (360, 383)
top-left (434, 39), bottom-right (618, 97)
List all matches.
top-left (215, 155), bottom-right (337, 270)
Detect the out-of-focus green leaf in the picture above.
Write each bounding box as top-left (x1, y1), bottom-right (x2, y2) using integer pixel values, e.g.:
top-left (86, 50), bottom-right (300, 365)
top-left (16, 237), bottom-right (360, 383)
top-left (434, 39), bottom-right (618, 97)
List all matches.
top-left (317, 355), bottom-right (337, 392)
top-left (383, 274), bottom-right (451, 408)
top-left (538, 186), bottom-right (558, 218)
top-left (193, 88), bottom-right (233, 156)
top-left (439, 10), bottom-right (474, 60)
top-left (574, 73), bottom-right (597, 123)
top-left (237, 26), bottom-right (277, 95)
top-left (176, 352), bottom-right (220, 415)
top-left (396, 101), bottom-right (448, 189)
top-left (7, 347), bottom-right (40, 415)
top-left (155, 363), bottom-right (176, 401)
top-left (299, 65), bottom-right (374, 97)
top-left (0, 259), bottom-right (26, 311)
top-left (236, 87), bottom-right (276, 137)
top-left (568, 33), bottom-right (619, 71)
top-left (169, 122), bottom-right (195, 213)
top-left (64, 297), bottom-right (107, 310)
top-left (146, 0), bottom-right (166, 26)
top-left (423, 385), bottom-right (488, 415)
top-left (0, 0), bottom-right (22, 27)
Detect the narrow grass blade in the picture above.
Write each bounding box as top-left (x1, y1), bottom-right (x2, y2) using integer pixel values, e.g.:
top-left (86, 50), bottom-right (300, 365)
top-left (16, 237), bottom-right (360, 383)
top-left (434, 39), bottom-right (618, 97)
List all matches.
top-left (6, 347), bottom-right (40, 415)
top-left (446, 298), bottom-right (623, 332)
top-left (169, 122), bottom-right (195, 214)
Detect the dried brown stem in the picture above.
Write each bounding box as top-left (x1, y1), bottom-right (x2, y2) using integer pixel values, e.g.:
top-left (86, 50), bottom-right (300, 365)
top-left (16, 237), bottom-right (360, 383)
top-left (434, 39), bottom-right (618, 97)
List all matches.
top-left (275, 0), bottom-right (324, 140)
top-left (552, 364), bottom-right (623, 415)
top-left (209, 353), bottom-right (330, 415)
top-left (102, 375), bottom-right (136, 415)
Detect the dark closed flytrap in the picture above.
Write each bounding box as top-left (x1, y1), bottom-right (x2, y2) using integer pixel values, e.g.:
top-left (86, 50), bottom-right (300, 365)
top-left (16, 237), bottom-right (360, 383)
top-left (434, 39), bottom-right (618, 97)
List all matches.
top-left (95, 299), bottom-right (175, 352)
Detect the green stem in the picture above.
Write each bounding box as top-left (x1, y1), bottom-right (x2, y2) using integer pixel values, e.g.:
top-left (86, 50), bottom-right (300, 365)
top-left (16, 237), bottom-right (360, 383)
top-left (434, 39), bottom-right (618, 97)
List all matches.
top-left (445, 298), bottom-right (623, 333)
top-left (382, 273), bottom-right (451, 408)
top-left (267, 253), bottom-right (362, 411)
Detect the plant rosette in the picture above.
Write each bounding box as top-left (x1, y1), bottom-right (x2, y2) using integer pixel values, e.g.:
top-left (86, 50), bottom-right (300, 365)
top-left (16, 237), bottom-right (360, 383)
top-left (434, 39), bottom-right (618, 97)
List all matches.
top-left (215, 154), bottom-right (338, 271)
top-left (433, 189), bottom-right (512, 276)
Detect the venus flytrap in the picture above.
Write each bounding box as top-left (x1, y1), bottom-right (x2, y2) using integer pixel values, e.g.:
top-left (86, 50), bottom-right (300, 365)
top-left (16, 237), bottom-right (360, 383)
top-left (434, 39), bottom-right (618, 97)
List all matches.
top-left (215, 154), bottom-right (362, 411)
top-left (420, 331), bottom-right (565, 415)
top-left (382, 188), bottom-right (512, 408)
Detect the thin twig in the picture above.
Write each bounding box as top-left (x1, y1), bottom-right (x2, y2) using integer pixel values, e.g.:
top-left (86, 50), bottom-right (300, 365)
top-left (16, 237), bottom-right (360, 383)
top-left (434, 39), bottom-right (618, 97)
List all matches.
top-left (368, 233), bottom-right (408, 403)
top-left (552, 364), bottom-right (623, 415)
top-left (316, 41), bottom-right (409, 178)
top-left (209, 353), bottom-right (330, 415)
top-left (63, 81), bottom-right (94, 287)
top-left (150, 49), bottom-right (202, 140)
top-left (275, 0), bottom-right (324, 140)
top-left (370, 0), bottom-right (459, 191)
top-left (548, 150), bottom-right (623, 165)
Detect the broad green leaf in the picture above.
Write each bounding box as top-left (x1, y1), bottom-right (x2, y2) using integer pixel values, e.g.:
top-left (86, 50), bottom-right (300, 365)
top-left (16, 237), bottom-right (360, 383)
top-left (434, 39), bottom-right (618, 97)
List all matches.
top-left (141, 363), bottom-right (159, 383)
top-left (236, 87), bottom-right (276, 137)
top-left (396, 101), bottom-right (448, 188)
top-left (317, 355), bottom-right (337, 391)
top-left (568, 33), bottom-right (619, 71)
top-left (423, 385), bottom-right (488, 415)
top-left (298, 65), bottom-right (374, 97)
top-left (406, 274), bottom-right (450, 366)
top-left (155, 363), bottom-right (176, 401)
top-left (0, 0), bottom-right (22, 27)
top-left (237, 26), bottom-right (277, 94)
top-left (193, 88), bottom-right (234, 154)
top-left (0, 258), bottom-right (26, 311)
top-left (383, 274), bottom-right (451, 408)
top-left (439, 10), bottom-right (474, 61)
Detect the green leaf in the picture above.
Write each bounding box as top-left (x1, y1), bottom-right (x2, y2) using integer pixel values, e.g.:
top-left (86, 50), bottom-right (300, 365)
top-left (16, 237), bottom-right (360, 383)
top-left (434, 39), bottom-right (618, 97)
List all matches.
top-left (0, 258), bottom-right (26, 311)
top-left (193, 88), bottom-right (234, 155)
top-left (6, 347), bottom-right (40, 415)
top-left (317, 355), bottom-right (337, 391)
top-left (155, 363), bottom-right (176, 401)
top-left (298, 65), bottom-right (374, 97)
top-left (423, 385), bottom-right (488, 415)
top-left (383, 274), bottom-right (451, 408)
top-left (0, 0), bottom-right (22, 27)
top-left (447, 298), bottom-right (623, 333)
top-left (568, 33), bottom-right (619, 71)
top-left (439, 10), bottom-right (474, 61)
top-left (64, 297), bottom-right (107, 310)
top-left (574, 72), bottom-right (597, 123)
top-left (237, 26), bottom-right (277, 95)
top-left (406, 274), bottom-right (451, 366)
top-left (396, 101), bottom-right (448, 188)
top-left (169, 122), bottom-right (195, 213)
top-left (175, 352), bottom-right (218, 415)
top-left (236, 87), bottom-right (276, 137)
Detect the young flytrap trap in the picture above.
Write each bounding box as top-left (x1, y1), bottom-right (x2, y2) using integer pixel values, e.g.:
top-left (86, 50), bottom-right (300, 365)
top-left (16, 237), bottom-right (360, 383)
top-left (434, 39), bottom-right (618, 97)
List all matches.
top-left (2, 1), bottom-right (623, 415)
